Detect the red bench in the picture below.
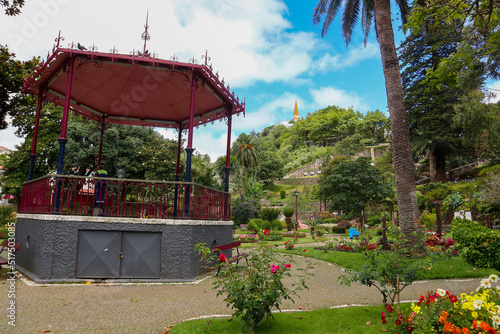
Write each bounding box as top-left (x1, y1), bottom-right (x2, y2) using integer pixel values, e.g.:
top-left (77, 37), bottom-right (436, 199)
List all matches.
top-left (0, 239), bottom-right (21, 266)
top-left (212, 241), bottom-right (249, 276)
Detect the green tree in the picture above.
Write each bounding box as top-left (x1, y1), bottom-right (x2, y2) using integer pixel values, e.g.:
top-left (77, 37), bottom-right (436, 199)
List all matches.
top-left (399, 23), bottom-right (467, 182)
top-left (313, 0), bottom-right (420, 245)
top-left (234, 133), bottom-right (259, 176)
top-left (319, 157), bottom-right (393, 218)
top-left (254, 149), bottom-right (285, 185)
top-left (1, 0), bottom-right (24, 16)
top-left (359, 110), bottom-right (390, 143)
top-left (0, 45), bottom-right (38, 129)
top-left (407, 0), bottom-right (500, 87)
top-left (453, 90), bottom-right (500, 161)
top-left (423, 182), bottom-right (450, 236)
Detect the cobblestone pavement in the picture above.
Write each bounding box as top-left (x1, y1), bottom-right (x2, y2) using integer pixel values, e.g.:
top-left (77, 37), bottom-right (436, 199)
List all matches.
top-left (0, 255), bottom-right (486, 334)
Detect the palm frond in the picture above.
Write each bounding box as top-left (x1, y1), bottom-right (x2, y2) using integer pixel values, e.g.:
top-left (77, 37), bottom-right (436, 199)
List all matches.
top-left (342, 0), bottom-right (361, 46)
top-left (394, 0), bottom-right (410, 25)
top-left (361, 0), bottom-right (375, 46)
top-left (313, 0), bottom-right (344, 38)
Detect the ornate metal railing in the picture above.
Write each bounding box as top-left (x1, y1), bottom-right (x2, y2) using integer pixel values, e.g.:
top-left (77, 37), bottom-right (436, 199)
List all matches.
top-left (19, 175), bottom-right (230, 221)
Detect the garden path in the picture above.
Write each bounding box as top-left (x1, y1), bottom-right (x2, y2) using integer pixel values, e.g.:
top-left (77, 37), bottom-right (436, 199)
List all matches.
top-left (0, 255), bottom-right (486, 334)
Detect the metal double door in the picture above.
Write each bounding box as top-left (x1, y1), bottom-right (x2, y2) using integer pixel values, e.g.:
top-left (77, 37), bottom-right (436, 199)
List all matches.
top-left (76, 230), bottom-right (161, 279)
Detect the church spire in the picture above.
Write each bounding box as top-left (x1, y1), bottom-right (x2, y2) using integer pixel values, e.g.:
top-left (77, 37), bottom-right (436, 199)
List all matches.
top-left (292, 100), bottom-right (300, 121)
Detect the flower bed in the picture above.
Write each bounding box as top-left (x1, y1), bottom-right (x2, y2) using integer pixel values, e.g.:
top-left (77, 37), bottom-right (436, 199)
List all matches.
top-left (233, 234), bottom-right (259, 243)
top-left (382, 274), bottom-right (500, 333)
top-left (282, 231), bottom-right (306, 238)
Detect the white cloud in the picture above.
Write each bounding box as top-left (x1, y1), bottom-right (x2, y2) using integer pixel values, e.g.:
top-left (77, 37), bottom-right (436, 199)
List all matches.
top-left (309, 86), bottom-right (369, 111)
top-left (0, 118), bottom-right (22, 151)
top-left (313, 42), bottom-right (380, 72)
top-left (486, 81), bottom-right (500, 103)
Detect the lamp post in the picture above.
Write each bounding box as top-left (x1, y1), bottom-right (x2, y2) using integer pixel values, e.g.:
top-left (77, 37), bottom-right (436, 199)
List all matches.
top-left (117, 169), bottom-right (125, 179)
top-left (294, 189), bottom-right (299, 231)
top-left (117, 169), bottom-right (125, 216)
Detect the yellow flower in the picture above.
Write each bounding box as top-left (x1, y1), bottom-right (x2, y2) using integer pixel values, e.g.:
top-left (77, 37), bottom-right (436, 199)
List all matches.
top-left (472, 311), bottom-right (478, 318)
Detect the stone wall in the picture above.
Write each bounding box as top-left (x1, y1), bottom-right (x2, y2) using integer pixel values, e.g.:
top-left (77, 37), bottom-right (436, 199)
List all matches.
top-left (15, 214), bottom-right (233, 283)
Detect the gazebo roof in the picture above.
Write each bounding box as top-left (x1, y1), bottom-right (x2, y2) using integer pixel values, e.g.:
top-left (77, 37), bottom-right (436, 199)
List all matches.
top-left (24, 38), bottom-right (245, 129)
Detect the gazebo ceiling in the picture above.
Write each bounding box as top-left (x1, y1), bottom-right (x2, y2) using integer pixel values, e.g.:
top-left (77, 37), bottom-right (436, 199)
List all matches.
top-left (24, 43), bottom-right (245, 129)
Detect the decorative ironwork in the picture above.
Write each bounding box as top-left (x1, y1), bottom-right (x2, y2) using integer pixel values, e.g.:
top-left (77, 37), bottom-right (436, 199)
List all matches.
top-left (189, 56), bottom-right (198, 64)
top-left (141, 10), bottom-right (151, 55)
top-left (54, 32), bottom-right (64, 48)
top-left (202, 50), bottom-right (211, 67)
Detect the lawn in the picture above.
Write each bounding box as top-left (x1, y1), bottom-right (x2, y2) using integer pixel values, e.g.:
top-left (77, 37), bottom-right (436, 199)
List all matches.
top-left (282, 246), bottom-right (500, 279)
top-left (169, 304), bottom-right (409, 334)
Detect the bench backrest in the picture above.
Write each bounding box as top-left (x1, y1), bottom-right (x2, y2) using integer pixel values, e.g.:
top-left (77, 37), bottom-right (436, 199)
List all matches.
top-left (0, 239), bottom-right (21, 252)
top-left (213, 241), bottom-right (241, 252)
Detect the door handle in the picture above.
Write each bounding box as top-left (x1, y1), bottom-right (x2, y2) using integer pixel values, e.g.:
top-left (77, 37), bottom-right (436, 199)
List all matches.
top-left (119, 252), bottom-right (123, 259)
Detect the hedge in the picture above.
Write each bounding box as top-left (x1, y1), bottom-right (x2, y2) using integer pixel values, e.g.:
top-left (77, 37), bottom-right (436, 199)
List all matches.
top-left (451, 217), bottom-right (500, 271)
top-left (330, 226), bottom-right (346, 234)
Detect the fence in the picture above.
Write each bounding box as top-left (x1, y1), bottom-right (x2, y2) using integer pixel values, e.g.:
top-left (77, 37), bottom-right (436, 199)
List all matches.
top-left (19, 175), bottom-right (230, 221)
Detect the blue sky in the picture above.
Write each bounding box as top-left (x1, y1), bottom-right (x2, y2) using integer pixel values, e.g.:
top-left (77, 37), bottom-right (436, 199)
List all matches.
top-left (1, 0), bottom-right (498, 161)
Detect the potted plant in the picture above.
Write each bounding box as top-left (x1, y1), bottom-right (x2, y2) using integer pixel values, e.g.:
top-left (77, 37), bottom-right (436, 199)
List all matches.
top-left (282, 206), bottom-right (295, 231)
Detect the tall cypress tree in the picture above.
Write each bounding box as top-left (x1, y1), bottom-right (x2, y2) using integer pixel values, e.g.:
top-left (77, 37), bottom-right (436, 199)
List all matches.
top-left (398, 23), bottom-right (466, 182)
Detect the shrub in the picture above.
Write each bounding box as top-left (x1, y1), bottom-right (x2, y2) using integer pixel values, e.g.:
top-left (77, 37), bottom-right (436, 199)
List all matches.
top-left (260, 207), bottom-right (282, 222)
top-left (452, 217), bottom-right (500, 270)
top-left (367, 216), bottom-right (381, 226)
top-left (195, 239), bottom-right (313, 327)
top-left (331, 226), bottom-right (346, 234)
top-left (421, 211), bottom-right (437, 230)
top-left (337, 220), bottom-right (352, 229)
top-left (280, 189), bottom-right (286, 199)
top-left (260, 220), bottom-right (272, 230)
top-left (231, 195), bottom-right (259, 225)
top-left (0, 205), bottom-right (14, 225)
top-left (265, 229), bottom-right (283, 241)
top-left (247, 219), bottom-right (263, 233)
top-left (282, 206), bottom-right (295, 218)
top-left (323, 218), bottom-right (340, 224)
top-left (271, 219), bottom-right (283, 231)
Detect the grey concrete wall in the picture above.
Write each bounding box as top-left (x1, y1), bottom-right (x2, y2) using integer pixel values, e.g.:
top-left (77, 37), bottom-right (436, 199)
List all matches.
top-left (15, 214), bottom-right (233, 283)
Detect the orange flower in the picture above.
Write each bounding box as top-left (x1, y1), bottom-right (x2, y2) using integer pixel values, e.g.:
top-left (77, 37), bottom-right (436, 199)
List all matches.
top-left (443, 321), bottom-right (455, 333)
top-left (442, 310), bottom-right (449, 318)
top-left (462, 328), bottom-right (470, 334)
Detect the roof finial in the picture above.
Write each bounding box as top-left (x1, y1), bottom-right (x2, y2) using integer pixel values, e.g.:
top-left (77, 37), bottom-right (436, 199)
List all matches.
top-left (141, 10), bottom-right (151, 55)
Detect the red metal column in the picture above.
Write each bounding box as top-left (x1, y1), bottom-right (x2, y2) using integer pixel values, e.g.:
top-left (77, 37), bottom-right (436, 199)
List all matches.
top-left (28, 87), bottom-right (45, 180)
top-left (184, 73), bottom-right (197, 218)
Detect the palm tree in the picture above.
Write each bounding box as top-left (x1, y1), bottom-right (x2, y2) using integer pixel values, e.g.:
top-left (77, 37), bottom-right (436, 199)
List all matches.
top-left (313, 0), bottom-right (420, 246)
top-left (235, 133), bottom-right (259, 176)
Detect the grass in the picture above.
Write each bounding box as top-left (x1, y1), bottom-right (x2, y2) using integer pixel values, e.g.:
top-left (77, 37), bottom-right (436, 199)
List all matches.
top-left (169, 304), bottom-right (408, 334)
top-left (282, 247), bottom-right (500, 279)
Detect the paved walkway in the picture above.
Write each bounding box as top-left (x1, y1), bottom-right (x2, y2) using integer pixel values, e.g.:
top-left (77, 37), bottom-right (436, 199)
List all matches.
top-left (0, 255), bottom-right (488, 334)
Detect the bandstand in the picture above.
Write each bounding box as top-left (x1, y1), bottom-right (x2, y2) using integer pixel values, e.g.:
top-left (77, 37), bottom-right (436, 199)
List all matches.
top-left (15, 32), bottom-right (245, 282)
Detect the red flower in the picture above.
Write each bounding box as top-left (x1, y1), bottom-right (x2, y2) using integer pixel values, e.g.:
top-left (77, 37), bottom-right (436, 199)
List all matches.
top-left (285, 264), bottom-right (291, 268)
top-left (449, 295), bottom-right (458, 303)
top-left (386, 304), bottom-right (394, 313)
top-left (303, 249), bottom-right (307, 252)
top-left (219, 253), bottom-right (227, 263)
top-left (395, 319), bottom-right (402, 326)
top-left (381, 312), bottom-right (387, 324)
top-left (263, 229), bottom-right (270, 236)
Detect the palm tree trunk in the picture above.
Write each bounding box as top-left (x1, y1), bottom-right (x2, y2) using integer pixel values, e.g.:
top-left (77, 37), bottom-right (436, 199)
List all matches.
top-left (429, 143), bottom-right (436, 182)
top-left (373, 0), bottom-right (420, 246)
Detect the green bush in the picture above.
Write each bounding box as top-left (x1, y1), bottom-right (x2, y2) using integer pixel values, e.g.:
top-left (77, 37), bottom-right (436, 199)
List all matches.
top-left (282, 206), bottom-right (295, 218)
top-left (280, 189), bottom-right (286, 199)
top-left (261, 220), bottom-right (272, 230)
top-left (452, 217), bottom-right (500, 271)
top-left (0, 205), bottom-right (14, 225)
top-left (367, 216), bottom-right (381, 226)
top-left (231, 195), bottom-right (259, 225)
top-left (478, 164), bottom-right (500, 176)
top-left (272, 219), bottom-right (283, 231)
top-left (323, 218), bottom-right (340, 224)
top-left (260, 207), bottom-right (281, 222)
top-left (330, 226), bottom-right (346, 234)
top-left (421, 211), bottom-right (437, 230)
top-left (247, 219), bottom-right (263, 233)
top-left (265, 229), bottom-right (283, 241)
